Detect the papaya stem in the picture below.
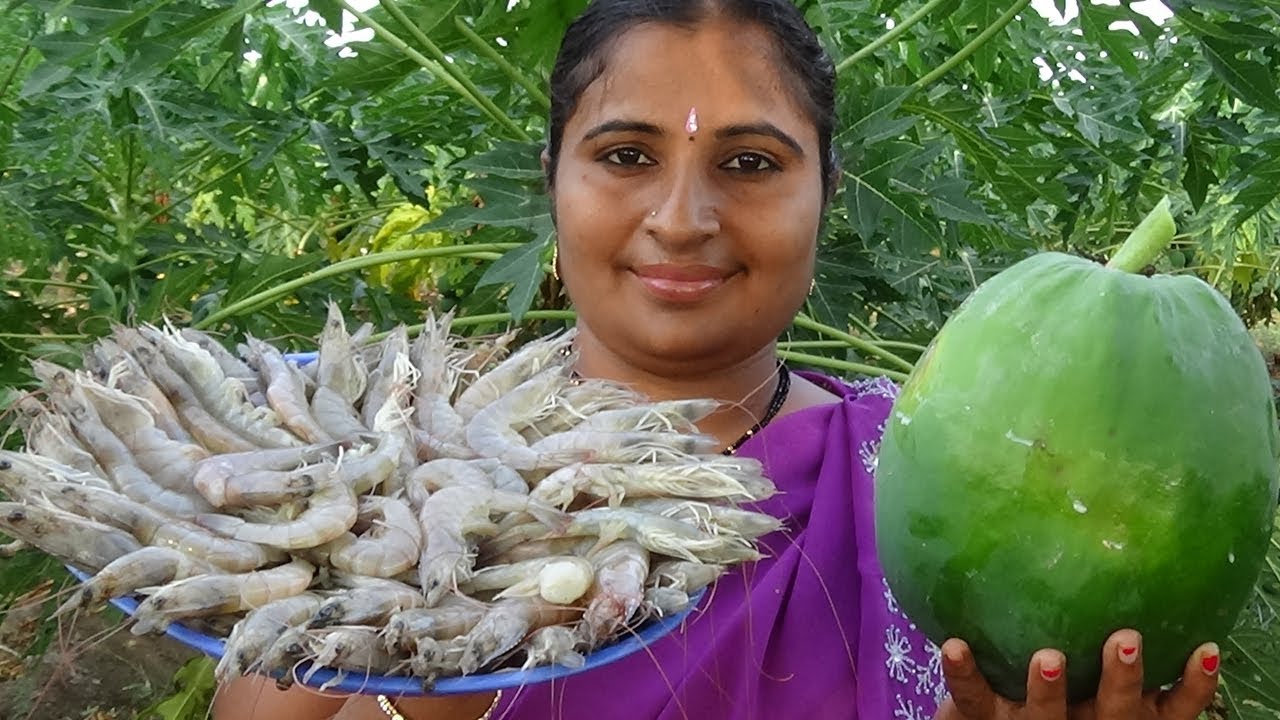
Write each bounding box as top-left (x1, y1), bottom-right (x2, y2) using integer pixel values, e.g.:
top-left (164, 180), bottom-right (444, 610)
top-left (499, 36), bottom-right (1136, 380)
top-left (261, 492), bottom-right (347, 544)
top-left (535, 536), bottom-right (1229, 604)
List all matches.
top-left (1106, 197), bottom-right (1176, 273)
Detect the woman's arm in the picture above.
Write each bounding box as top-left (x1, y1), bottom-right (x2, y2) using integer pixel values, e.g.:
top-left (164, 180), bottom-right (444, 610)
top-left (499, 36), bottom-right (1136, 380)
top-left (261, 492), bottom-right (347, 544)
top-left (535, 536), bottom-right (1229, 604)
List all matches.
top-left (213, 675), bottom-right (498, 720)
top-left (333, 692), bottom-right (500, 720)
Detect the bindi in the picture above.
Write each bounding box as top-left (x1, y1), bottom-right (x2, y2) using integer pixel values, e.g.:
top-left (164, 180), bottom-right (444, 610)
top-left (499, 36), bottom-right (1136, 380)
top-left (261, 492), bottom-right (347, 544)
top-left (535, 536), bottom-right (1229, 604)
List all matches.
top-left (685, 107), bottom-right (699, 137)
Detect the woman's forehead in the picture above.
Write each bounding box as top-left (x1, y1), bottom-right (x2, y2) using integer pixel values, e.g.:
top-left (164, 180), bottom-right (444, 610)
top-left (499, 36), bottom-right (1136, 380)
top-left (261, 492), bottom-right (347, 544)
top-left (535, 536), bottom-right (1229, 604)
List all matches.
top-left (567, 19), bottom-right (815, 139)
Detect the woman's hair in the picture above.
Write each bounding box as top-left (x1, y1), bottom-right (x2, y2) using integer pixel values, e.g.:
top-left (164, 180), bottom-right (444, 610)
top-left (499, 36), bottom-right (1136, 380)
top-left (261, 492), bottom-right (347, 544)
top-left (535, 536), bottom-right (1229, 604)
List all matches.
top-left (545, 0), bottom-right (840, 202)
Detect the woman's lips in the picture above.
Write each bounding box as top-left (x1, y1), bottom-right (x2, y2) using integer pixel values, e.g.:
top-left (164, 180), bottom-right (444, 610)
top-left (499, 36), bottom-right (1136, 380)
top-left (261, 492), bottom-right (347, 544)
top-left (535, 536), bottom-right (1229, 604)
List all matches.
top-left (632, 264), bottom-right (732, 303)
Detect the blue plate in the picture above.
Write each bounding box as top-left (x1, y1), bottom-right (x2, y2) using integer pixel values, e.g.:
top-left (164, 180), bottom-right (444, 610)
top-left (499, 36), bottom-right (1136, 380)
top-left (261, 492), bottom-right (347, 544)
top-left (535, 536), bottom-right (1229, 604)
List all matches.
top-left (66, 565), bottom-right (705, 695)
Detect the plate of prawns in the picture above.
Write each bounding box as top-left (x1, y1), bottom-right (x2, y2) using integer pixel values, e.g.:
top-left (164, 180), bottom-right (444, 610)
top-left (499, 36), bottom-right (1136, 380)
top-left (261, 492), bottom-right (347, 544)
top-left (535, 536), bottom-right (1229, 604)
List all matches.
top-left (3, 305), bottom-right (782, 695)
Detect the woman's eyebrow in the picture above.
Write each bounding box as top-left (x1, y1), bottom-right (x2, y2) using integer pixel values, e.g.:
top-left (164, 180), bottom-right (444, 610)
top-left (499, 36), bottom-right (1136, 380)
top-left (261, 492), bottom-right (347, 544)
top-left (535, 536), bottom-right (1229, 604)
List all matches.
top-left (582, 119), bottom-right (665, 141)
top-left (716, 123), bottom-right (804, 157)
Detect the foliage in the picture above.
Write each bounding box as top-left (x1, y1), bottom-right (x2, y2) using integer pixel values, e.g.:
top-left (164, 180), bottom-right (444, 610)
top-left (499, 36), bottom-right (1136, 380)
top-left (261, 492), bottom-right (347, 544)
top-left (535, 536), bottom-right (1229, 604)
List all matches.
top-left (2, 0), bottom-right (1280, 715)
top-left (138, 657), bottom-right (218, 720)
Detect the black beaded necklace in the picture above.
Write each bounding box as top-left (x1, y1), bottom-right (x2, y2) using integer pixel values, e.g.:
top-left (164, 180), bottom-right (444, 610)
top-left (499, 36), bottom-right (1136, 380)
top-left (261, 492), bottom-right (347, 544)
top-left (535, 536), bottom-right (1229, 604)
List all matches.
top-left (722, 360), bottom-right (791, 455)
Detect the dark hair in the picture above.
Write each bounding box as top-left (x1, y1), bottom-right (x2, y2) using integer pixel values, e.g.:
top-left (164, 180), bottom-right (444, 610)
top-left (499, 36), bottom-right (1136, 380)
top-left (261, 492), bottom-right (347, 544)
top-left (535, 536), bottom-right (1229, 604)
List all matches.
top-left (545, 0), bottom-right (840, 202)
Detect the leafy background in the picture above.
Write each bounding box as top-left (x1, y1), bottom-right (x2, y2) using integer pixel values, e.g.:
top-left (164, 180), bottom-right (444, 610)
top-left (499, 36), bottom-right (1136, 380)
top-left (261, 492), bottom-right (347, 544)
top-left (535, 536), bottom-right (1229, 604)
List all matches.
top-left (2, 0), bottom-right (1279, 717)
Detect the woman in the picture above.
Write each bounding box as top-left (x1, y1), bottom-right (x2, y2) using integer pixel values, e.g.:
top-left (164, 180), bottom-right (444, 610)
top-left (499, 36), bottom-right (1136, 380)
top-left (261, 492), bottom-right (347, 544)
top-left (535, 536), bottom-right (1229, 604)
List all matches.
top-left (214, 1), bottom-right (1222, 718)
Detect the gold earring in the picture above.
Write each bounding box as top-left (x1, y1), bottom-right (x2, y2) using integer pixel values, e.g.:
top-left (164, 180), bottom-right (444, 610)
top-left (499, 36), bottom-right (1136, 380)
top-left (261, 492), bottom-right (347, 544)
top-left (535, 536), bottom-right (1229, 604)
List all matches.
top-left (552, 243), bottom-right (560, 282)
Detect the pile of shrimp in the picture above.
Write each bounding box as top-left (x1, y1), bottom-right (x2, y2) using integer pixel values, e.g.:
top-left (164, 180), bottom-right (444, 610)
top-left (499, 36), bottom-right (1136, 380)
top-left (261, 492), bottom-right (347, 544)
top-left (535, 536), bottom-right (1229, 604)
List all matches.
top-left (0, 305), bottom-right (781, 691)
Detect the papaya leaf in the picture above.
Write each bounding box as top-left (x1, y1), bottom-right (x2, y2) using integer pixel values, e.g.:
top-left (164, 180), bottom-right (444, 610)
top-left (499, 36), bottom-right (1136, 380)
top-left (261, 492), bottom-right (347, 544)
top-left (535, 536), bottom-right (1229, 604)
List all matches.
top-left (1078, 3), bottom-right (1141, 75)
top-left (138, 656), bottom-right (217, 720)
top-left (456, 141), bottom-right (546, 181)
top-left (308, 119), bottom-right (367, 198)
top-left (953, 0), bottom-right (1003, 82)
top-left (925, 178), bottom-right (994, 225)
top-left (306, 0), bottom-right (344, 30)
top-left (1070, 95), bottom-right (1148, 147)
top-left (907, 100), bottom-right (1072, 210)
top-left (1170, 8), bottom-right (1236, 41)
top-left (475, 233), bottom-right (551, 321)
top-left (425, 176), bottom-right (551, 232)
top-left (1201, 38), bottom-right (1280, 113)
top-left (1225, 154), bottom-right (1280, 226)
top-left (840, 86), bottom-right (916, 147)
top-left (1218, 22), bottom-right (1280, 47)
top-left (1183, 136), bottom-right (1218, 211)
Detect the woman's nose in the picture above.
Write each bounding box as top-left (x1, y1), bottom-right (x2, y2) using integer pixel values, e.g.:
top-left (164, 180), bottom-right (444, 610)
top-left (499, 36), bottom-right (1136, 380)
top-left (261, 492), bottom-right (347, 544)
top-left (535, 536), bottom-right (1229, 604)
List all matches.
top-left (643, 168), bottom-right (720, 245)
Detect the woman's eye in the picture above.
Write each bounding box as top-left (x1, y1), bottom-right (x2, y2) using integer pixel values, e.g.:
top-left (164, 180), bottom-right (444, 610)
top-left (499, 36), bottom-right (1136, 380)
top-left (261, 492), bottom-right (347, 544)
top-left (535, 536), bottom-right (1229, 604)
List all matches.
top-left (605, 148), bottom-right (655, 166)
top-left (723, 152), bottom-right (776, 172)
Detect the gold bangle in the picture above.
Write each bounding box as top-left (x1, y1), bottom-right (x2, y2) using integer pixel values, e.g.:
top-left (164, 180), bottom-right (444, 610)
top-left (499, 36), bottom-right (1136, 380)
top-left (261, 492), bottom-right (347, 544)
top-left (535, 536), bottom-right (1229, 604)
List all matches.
top-left (375, 691), bottom-right (503, 720)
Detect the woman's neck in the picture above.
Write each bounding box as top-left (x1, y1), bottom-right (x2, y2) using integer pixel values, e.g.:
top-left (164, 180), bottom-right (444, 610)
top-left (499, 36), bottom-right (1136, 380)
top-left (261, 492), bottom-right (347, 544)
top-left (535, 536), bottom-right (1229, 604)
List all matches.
top-left (570, 331), bottom-right (783, 450)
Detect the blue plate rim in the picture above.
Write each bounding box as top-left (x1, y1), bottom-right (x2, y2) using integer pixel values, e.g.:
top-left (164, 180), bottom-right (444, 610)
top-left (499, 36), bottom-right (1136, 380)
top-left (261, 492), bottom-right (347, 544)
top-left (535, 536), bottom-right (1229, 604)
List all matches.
top-left (66, 565), bottom-right (705, 695)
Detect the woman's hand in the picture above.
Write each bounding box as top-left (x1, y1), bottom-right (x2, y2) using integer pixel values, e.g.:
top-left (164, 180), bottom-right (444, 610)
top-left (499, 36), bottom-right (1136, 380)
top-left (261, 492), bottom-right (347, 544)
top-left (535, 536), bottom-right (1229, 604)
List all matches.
top-left (934, 629), bottom-right (1220, 720)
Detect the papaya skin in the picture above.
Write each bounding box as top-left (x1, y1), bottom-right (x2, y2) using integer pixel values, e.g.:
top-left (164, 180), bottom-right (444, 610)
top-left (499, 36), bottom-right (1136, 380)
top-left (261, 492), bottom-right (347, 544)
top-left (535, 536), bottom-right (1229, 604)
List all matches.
top-left (875, 251), bottom-right (1280, 703)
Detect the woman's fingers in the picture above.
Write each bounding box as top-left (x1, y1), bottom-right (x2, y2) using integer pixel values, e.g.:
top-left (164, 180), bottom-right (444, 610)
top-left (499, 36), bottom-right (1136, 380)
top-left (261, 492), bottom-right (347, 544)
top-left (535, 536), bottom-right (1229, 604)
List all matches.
top-left (1092, 629), bottom-right (1145, 719)
top-left (1023, 648), bottom-right (1069, 720)
top-left (940, 638), bottom-right (999, 719)
top-left (1156, 642), bottom-right (1221, 719)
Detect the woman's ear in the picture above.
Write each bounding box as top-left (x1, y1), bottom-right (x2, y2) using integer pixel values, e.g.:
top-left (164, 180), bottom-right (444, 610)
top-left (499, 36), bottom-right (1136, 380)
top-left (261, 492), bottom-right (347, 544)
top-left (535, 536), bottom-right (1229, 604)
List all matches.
top-left (542, 147), bottom-right (557, 225)
top-left (541, 147), bottom-right (553, 191)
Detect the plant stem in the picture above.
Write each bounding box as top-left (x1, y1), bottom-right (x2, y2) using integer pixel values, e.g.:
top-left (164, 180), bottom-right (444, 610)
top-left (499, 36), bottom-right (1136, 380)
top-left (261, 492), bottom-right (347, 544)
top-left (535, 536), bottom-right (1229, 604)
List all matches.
top-left (874, 340), bottom-right (929, 353)
top-left (778, 340), bottom-right (851, 350)
top-left (380, 309), bottom-right (579, 342)
top-left (1106, 197), bottom-right (1176, 273)
top-left (836, 0), bottom-right (952, 73)
top-left (453, 16), bottom-right (550, 111)
top-left (793, 314), bottom-right (916, 372)
top-left (192, 244), bottom-right (522, 329)
top-left (777, 350), bottom-right (910, 383)
top-left (12, 278), bottom-right (96, 291)
top-left (913, 0), bottom-right (1033, 91)
top-left (0, 42), bottom-right (31, 100)
top-left (344, 0), bottom-right (531, 142)
top-left (0, 333), bottom-right (89, 341)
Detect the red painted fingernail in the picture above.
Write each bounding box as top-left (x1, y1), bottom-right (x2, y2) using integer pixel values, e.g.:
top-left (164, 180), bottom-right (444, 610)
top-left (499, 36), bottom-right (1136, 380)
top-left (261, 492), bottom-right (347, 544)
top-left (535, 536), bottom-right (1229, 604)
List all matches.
top-left (1119, 644), bottom-right (1139, 665)
top-left (1202, 647), bottom-right (1220, 675)
top-left (1040, 659), bottom-right (1063, 681)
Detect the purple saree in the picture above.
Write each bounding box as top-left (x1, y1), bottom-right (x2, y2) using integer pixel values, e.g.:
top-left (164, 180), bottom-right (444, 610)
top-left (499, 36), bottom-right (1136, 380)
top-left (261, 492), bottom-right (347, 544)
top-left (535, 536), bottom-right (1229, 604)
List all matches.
top-left (497, 374), bottom-right (944, 719)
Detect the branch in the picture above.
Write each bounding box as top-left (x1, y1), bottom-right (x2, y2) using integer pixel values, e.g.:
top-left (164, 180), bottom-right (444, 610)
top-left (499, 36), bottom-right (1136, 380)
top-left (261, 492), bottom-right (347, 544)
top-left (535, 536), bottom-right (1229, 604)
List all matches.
top-left (836, 0), bottom-right (952, 74)
top-left (341, 0), bottom-right (531, 142)
top-left (913, 0), bottom-right (1034, 91)
top-left (453, 16), bottom-right (550, 111)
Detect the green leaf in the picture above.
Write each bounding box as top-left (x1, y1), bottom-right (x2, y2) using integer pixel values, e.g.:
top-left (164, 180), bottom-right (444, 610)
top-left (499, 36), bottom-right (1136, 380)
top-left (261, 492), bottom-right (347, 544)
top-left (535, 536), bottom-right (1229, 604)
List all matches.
top-left (456, 141), bottom-right (546, 181)
top-left (308, 120), bottom-right (365, 197)
top-left (925, 178), bottom-right (993, 225)
top-left (1183, 136), bottom-right (1217, 210)
top-left (426, 176), bottom-right (551, 232)
top-left (1201, 38), bottom-right (1280, 113)
top-left (307, 0), bottom-right (345, 30)
top-left (1078, 2), bottom-right (1139, 75)
top-left (138, 656), bottom-right (217, 720)
top-left (1071, 95), bottom-right (1148, 146)
top-left (909, 100), bottom-right (1072, 210)
top-left (475, 235), bottom-right (551, 321)
top-left (1171, 8), bottom-right (1235, 41)
top-left (954, 0), bottom-right (1003, 81)
top-left (843, 141), bottom-right (944, 255)
top-left (1219, 22), bottom-right (1280, 47)
top-left (1227, 154), bottom-right (1280, 225)
top-left (840, 86), bottom-right (915, 146)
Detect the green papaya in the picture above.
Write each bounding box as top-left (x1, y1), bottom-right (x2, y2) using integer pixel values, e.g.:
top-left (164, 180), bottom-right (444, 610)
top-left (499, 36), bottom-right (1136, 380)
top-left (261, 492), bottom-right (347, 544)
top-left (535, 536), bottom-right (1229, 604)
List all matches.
top-left (874, 199), bottom-right (1280, 703)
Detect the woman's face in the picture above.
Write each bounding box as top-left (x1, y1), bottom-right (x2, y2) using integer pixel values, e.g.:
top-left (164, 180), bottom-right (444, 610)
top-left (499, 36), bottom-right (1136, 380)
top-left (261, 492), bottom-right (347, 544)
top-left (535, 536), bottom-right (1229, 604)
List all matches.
top-left (550, 18), bottom-right (824, 375)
